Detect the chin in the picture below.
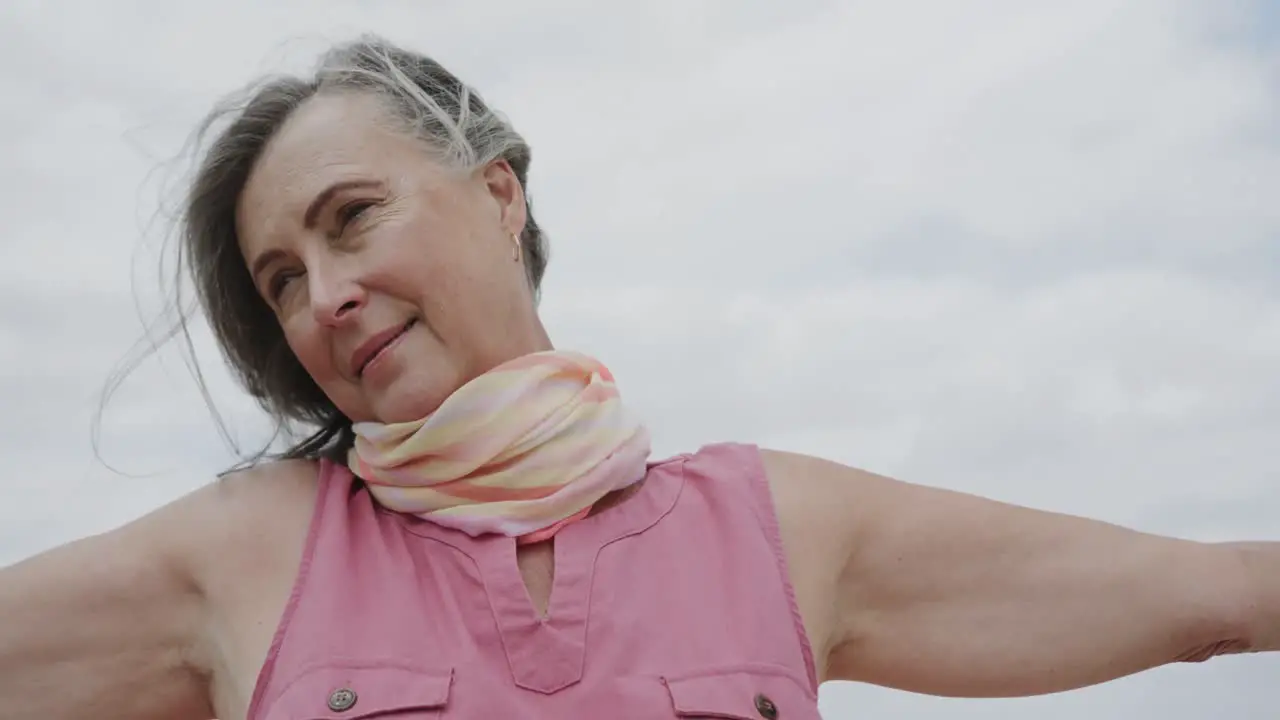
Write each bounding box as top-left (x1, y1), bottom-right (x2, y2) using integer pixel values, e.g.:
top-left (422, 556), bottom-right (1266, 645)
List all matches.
top-left (370, 373), bottom-right (459, 424)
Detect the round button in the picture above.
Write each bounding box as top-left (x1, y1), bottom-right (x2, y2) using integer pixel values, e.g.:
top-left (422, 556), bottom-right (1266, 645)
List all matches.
top-left (327, 687), bottom-right (358, 713)
top-left (754, 692), bottom-right (779, 719)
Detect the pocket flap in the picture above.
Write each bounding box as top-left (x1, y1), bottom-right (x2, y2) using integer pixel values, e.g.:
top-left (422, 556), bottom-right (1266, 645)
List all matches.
top-left (270, 663), bottom-right (453, 719)
top-left (662, 666), bottom-right (814, 719)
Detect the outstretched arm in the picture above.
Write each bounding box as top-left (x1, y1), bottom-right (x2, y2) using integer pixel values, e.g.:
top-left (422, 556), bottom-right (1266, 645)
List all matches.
top-left (0, 494), bottom-right (215, 720)
top-left (765, 449), bottom-right (1275, 697)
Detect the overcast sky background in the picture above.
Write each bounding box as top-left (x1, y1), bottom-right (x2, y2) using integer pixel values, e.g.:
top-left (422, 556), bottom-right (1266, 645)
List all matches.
top-left (2, 1), bottom-right (1277, 717)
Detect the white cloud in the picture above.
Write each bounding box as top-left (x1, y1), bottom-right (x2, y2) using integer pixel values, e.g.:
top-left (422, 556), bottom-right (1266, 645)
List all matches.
top-left (1, 0), bottom-right (1276, 716)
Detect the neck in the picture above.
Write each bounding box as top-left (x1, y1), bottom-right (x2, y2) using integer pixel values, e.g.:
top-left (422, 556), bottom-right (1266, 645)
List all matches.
top-left (347, 349), bottom-right (652, 542)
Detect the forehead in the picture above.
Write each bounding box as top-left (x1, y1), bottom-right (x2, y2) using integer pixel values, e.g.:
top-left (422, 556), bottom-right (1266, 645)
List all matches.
top-left (236, 92), bottom-right (429, 247)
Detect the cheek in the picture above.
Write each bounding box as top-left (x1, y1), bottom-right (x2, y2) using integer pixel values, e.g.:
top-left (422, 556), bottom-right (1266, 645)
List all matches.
top-left (281, 319), bottom-right (339, 385)
top-left (373, 239), bottom-right (467, 314)
top-left (279, 318), bottom-right (370, 420)
top-left (363, 215), bottom-right (513, 341)
top-left (377, 202), bottom-right (494, 281)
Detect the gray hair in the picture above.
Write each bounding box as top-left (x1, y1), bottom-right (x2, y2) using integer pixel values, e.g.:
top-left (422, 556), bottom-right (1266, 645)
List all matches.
top-left (171, 35), bottom-right (549, 464)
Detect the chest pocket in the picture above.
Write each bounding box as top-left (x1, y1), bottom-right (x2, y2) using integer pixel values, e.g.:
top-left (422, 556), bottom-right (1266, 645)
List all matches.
top-left (661, 666), bottom-right (820, 719)
top-left (264, 663), bottom-right (453, 719)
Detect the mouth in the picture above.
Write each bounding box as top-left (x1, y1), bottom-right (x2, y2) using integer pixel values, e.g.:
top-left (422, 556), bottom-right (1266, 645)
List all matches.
top-left (352, 318), bottom-right (417, 378)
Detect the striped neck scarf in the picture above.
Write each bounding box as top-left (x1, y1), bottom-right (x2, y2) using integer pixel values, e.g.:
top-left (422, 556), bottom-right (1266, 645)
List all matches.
top-left (347, 350), bottom-right (651, 544)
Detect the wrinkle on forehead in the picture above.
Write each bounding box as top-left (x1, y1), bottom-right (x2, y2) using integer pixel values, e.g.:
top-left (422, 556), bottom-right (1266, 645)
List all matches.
top-left (235, 92), bottom-right (430, 257)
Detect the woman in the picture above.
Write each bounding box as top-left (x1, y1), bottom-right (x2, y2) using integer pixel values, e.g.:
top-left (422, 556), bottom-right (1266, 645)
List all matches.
top-left (1, 35), bottom-right (1275, 720)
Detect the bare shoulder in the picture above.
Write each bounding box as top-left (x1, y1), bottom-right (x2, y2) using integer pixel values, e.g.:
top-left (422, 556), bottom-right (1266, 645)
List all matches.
top-left (186, 458), bottom-right (326, 717)
top-left (184, 457), bottom-right (323, 605)
top-left (757, 448), bottom-right (873, 680)
top-left (758, 448), bottom-right (870, 556)
top-left (759, 446), bottom-right (954, 557)
top-left (190, 458), bottom-right (321, 547)
top-left (200, 457), bottom-right (321, 514)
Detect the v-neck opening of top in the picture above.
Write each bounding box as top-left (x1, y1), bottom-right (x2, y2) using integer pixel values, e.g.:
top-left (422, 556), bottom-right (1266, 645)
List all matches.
top-left (379, 455), bottom-right (690, 694)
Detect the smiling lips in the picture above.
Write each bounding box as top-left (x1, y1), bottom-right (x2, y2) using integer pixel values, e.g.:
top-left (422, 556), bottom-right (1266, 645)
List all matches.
top-left (350, 319), bottom-right (416, 378)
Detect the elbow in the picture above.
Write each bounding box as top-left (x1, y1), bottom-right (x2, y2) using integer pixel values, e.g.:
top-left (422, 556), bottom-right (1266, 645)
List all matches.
top-left (1176, 541), bottom-right (1267, 663)
top-left (1219, 541), bottom-right (1275, 655)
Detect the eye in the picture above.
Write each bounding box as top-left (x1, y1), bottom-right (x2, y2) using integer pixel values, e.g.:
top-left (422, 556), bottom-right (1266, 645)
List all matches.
top-left (336, 200), bottom-right (374, 231)
top-left (268, 269), bottom-right (303, 302)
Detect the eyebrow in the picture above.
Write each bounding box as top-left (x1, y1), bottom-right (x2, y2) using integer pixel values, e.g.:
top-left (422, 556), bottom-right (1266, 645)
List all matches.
top-left (302, 179), bottom-right (385, 229)
top-left (249, 179), bottom-right (386, 284)
top-left (250, 248), bottom-right (287, 285)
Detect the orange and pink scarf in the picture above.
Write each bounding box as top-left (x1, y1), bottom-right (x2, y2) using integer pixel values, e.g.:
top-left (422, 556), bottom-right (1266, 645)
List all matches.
top-left (348, 350), bottom-right (651, 544)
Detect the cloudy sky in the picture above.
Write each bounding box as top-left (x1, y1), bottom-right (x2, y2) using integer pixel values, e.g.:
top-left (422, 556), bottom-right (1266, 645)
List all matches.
top-left (2, 0), bottom-right (1277, 717)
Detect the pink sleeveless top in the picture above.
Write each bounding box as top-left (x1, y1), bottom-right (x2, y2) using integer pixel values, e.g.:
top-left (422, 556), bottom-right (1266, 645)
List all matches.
top-left (246, 443), bottom-right (820, 719)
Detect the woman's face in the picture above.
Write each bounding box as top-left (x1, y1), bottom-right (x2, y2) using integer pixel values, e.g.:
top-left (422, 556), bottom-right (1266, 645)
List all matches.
top-left (236, 91), bottom-right (549, 424)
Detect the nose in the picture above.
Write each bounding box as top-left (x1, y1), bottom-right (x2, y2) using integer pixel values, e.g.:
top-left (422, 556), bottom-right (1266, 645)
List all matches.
top-left (308, 263), bottom-right (366, 327)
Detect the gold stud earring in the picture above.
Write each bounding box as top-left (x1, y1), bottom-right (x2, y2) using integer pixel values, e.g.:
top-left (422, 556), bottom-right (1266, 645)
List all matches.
top-left (511, 233), bottom-right (522, 263)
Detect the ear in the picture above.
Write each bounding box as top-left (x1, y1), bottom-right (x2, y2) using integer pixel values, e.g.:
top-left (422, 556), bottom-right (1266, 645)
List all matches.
top-left (480, 159), bottom-right (528, 237)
